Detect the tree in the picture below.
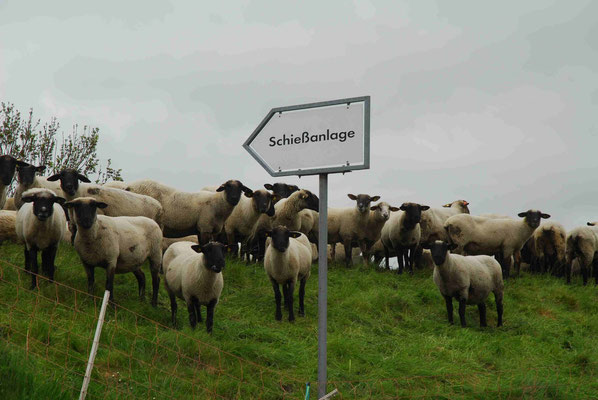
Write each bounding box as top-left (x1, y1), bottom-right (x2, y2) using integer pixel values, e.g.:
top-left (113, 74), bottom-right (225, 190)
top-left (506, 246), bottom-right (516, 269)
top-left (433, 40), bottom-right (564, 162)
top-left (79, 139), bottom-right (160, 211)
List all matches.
top-left (0, 102), bottom-right (122, 194)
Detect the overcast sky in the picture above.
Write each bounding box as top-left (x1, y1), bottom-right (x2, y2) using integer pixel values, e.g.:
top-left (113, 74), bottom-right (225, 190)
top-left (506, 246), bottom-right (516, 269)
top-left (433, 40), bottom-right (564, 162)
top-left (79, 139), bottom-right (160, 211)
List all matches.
top-left (1, 1), bottom-right (596, 229)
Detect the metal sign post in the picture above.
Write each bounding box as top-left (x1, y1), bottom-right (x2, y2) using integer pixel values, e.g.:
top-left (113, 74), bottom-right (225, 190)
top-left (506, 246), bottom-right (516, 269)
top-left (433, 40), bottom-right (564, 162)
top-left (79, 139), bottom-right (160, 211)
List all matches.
top-left (244, 96), bottom-right (370, 398)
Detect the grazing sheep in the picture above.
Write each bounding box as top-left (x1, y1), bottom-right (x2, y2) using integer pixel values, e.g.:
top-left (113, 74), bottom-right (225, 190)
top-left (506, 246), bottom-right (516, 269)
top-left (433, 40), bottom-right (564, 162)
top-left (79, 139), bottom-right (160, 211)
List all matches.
top-left (264, 226), bottom-right (312, 322)
top-left (565, 222), bottom-right (598, 285)
top-left (445, 209), bottom-right (550, 279)
top-left (264, 183), bottom-right (299, 199)
top-left (381, 202), bottom-right (429, 274)
top-left (14, 163), bottom-right (64, 210)
top-left (15, 189), bottom-right (67, 289)
top-left (64, 197), bottom-right (162, 304)
top-left (0, 155), bottom-right (27, 209)
top-left (532, 221), bottom-right (566, 276)
top-left (163, 241), bottom-right (225, 333)
top-left (3, 197), bottom-right (16, 210)
top-left (327, 194), bottom-right (380, 267)
top-left (0, 210), bottom-right (19, 244)
top-left (272, 189), bottom-right (319, 231)
top-left (424, 240), bottom-right (504, 328)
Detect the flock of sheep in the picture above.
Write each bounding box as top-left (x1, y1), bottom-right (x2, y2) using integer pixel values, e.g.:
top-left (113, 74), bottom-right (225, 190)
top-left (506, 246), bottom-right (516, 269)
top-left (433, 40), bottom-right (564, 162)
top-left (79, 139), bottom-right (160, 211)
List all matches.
top-left (0, 153), bottom-right (596, 332)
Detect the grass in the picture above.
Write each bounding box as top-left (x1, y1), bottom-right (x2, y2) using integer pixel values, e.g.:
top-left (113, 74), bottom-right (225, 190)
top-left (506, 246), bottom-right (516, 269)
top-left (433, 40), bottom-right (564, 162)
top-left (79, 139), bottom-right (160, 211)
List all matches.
top-left (0, 241), bottom-right (597, 399)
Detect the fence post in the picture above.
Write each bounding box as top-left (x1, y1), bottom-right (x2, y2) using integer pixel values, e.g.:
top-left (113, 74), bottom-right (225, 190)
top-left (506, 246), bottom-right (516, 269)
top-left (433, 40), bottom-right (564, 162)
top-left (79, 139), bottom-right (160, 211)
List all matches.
top-left (79, 290), bottom-right (111, 400)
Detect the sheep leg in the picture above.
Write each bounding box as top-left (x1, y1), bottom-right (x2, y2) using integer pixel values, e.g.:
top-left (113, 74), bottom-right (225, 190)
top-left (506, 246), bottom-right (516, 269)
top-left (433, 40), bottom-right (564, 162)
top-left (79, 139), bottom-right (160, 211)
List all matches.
top-left (359, 241), bottom-right (369, 266)
top-left (343, 240), bottom-right (353, 268)
top-left (408, 245), bottom-right (417, 274)
top-left (566, 260), bottom-right (572, 284)
top-left (195, 299), bottom-right (202, 322)
top-left (187, 300), bottom-right (197, 329)
top-left (149, 265), bottom-right (160, 308)
top-left (206, 299), bottom-right (217, 334)
top-left (458, 298), bottom-right (467, 327)
top-left (331, 244), bottom-right (336, 261)
top-left (270, 278), bottom-right (282, 321)
top-left (514, 251), bottom-right (522, 276)
top-left (395, 246), bottom-right (404, 274)
top-left (413, 245), bottom-right (423, 269)
top-left (26, 246), bottom-right (39, 290)
top-left (444, 295), bottom-right (454, 325)
top-left (478, 303), bottom-right (487, 327)
top-left (593, 256), bottom-right (598, 286)
top-left (287, 280), bottom-right (295, 322)
top-left (298, 278), bottom-right (306, 317)
top-left (105, 268), bottom-right (116, 302)
top-left (169, 293), bottom-right (178, 328)
top-left (495, 292), bottom-right (503, 327)
top-left (41, 245), bottom-right (58, 282)
top-left (384, 245), bottom-right (390, 269)
top-left (83, 263), bottom-right (95, 294)
top-left (582, 262), bottom-right (588, 286)
top-left (132, 269), bottom-right (146, 300)
top-left (282, 282), bottom-right (289, 310)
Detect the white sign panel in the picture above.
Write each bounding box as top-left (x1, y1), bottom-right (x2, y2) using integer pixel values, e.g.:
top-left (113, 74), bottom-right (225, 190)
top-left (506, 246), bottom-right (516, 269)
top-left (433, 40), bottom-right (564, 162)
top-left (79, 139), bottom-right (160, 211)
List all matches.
top-left (244, 96), bottom-right (370, 176)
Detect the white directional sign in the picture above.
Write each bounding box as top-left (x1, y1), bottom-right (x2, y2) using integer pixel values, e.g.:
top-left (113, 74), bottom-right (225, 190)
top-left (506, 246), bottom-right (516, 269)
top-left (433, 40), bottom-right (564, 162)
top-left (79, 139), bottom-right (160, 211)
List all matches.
top-left (244, 96), bottom-right (370, 177)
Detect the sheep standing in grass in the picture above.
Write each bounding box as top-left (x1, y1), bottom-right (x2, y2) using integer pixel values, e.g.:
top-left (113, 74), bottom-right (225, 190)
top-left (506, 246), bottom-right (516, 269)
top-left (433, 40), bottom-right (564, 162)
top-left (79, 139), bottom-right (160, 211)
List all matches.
top-left (0, 155), bottom-right (27, 209)
top-left (565, 222), bottom-right (598, 285)
top-left (381, 202), bottom-right (429, 273)
top-left (264, 226), bottom-right (312, 322)
top-left (445, 210), bottom-right (550, 279)
top-left (532, 221), bottom-right (566, 276)
top-left (65, 197), bottom-right (162, 304)
top-left (14, 164), bottom-right (64, 210)
top-left (163, 241), bottom-right (226, 333)
top-left (424, 240), bottom-right (504, 327)
top-left (360, 202), bottom-right (397, 265)
top-left (15, 189), bottom-right (66, 289)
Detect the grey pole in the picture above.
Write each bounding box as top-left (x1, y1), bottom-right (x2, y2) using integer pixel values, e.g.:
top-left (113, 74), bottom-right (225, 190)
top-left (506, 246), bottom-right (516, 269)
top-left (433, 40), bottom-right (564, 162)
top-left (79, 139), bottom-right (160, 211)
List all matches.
top-left (318, 173), bottom-right (328, 398)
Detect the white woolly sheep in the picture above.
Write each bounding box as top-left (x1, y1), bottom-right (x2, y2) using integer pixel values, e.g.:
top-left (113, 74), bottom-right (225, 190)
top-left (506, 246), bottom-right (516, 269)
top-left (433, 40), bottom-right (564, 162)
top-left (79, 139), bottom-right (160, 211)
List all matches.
top-left (478, 213), bottom-right (523, 273)
top-left (14, 164), bottom-right (64, 210)
top-left (565, 222), bottom-right (598, 285)
top-left (531, 221), bottom-right (566, 276)
top-left (419, 200), bottom-right (470, 245)
top-left (327, 194), bottom-right (380, 267)
top-left (264, 226), bottom-right (312, 322)
top-left (162, 235), bottom-right (199, 253)
top-left (359, 202), bottom-right (397, 265)
top-left (424, 240), bottom-right (504, 328)
top-left (64, 197), bottom-right (163, 305)
top-left (0, 155), bottom-right (27, 209)
top-left (15, 189), bottom-right (67, 289)
top-left (380, 202), bottom-right (429, 274)
top-left (163, 241), bottom-right (226, 333)
top-left (445, 209), bottom-right (550, 279)
top-left (0, 210), bottom-right (19, 244)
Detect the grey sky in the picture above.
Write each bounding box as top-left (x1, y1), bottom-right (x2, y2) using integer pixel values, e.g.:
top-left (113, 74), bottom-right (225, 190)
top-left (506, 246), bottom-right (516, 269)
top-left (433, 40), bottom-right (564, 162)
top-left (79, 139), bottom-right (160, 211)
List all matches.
top-left (1, 1), bottom-right (596, 229)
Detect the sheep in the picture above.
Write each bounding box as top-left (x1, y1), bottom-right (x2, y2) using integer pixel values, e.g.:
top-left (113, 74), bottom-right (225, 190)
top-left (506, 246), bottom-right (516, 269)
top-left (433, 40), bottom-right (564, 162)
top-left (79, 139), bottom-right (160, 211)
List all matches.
top-left (381, 202), bottom-right (429, 274)
top-left (531, 221), bottom-right (566, 276)
top-left (444, 209), bottom-right (550, 279)
top-left (565, 222), bottom-right (598, 285)
top-left (328, 243), bottom-right (363, 264)
top-left (264, 226), bottom-right (312, 322)
top-left (264, 183), bottom-right (299, 199)
top-left (15, 189), bottom-right (67, 289)
top-left (162, 235), bottom-right (199, 253)
top-left (359, 202), bottom-right (397, 265)
top-left (163, 241), bottom-right (225, 333)
top-left (272, 189), bottom-right (319, 231)
top-left (3, 197), bottom-right (16, 210)
top-left (424, 240), bottom-right (504, 328)
top-left (124, 179), bottom-right (177, 204)
top-left (64, 197), bottom-right (162, 304)
top-left (0, 210), bottom-right (19, 245)
top-left (298, 209), bottom-right (319, 244)
top-left (14, 163), bottom-right (64, 210)
top-left (420, 200), bottom-right (470, 245)
top-left (327, 194), bottom-right (380, 267)
top-left (0, 155), bottom-right (27, 209)
top-left (478, 213), bottom-right (523, 274)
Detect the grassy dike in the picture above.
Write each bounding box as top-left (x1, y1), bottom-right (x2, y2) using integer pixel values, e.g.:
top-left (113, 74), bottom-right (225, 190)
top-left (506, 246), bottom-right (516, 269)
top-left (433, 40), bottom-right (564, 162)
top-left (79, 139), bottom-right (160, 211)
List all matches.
top-left (0, 241), bottom-right (597, 399)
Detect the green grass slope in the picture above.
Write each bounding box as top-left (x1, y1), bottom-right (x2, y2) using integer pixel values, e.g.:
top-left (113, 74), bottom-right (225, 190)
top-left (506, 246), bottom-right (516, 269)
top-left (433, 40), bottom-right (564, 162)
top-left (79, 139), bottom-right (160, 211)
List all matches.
top-left (0, 241), bottom-right (597, 399)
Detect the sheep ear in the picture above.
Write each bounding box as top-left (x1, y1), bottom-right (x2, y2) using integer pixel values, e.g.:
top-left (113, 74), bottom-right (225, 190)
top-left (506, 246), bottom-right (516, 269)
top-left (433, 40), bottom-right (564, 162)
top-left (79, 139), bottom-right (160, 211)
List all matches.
top-left (216, 185), bottom-right (225, 192)
top-left (370, 205), bottom-right (378, 211)
top-left (264, 184), bottom-right (273, 190)
top-left (420, 205), bottom-right (430, 211)
top-left (191, 245), bottom-right (202, 253)
top-left (390, 206), bottom-right (400, 212)
top-left (587, 222), bottom-right (595, 226)
top-left (370, 196), bottom-right (380, 202)
top-left (95, 202), bottom-right (108, 209)
top-left (54, 197), bottom-right (66, 205)
top-left (442, 203), bottom-right (451, 208)
top-left (347, 194), bottom-right (357, 200)
top-left (242, 187), bottom-right (254, 197)
top-left (77, 173), bottom-right (91, 183)
top-left (289, 185), bottom-right (299, 192)
top-left (399, 203), bottom-right (407, 211)
top-left (36, 165), bottom-right (46, 172)
top-left (448, 243), bottom-right (458, 251)
top-left (21, 195), bottom-right (35, 203)
top-left (289, 231), bottom-right (302, 238)
top-left (47, 173), bottom-right (61, 182)
top-left (517, 212), bottom-right (527, 218)
top-left (541, 213), bottom-right (550, 219)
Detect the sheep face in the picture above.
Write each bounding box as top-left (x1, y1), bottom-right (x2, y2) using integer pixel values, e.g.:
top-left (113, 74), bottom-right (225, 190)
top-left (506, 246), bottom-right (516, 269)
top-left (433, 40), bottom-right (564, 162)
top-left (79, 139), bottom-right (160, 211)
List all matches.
top-left (0, 155), bottom-right (27, 185)
top-left (370, 202), bottom-right (398, 221)
top-left (17, 163), bottom-right (46, 186)
top-left (264, 183), bottom-right (299, 199)
top-left (21, 191), bottom-right (65, 221)
top-left (517, 210), bottom-right (550, 229)
top-left (64, 198), bottom-right (108, 229)
top-left (216, 180), bottom-right (252, 206)
top-left (266, 226), bottom-right (302, 252)
top-left (303, 190), bottom-right (319, 212)
top-left (47, 169), bottom-right (91, 196)
top-left (400, 202), bottom-right (430, 225)
top-left (192, 242), bottom-right (226, 273)
top-left (425, 240), bottom-right (458, 266)
top-left (348, 194), bottom-right (380, 214)
top-left (250, 189), bottom-right (274, 215)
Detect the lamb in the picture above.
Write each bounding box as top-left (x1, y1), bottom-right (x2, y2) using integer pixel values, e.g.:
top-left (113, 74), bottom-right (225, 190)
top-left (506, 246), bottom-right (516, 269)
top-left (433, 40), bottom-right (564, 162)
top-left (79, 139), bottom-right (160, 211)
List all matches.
top-left (163, 241), bottom-right (226, 333)
top-left (424, 240), bottom-right (504, 328)
top-left (14, 163), bottom-right (64, 210)
top-left (565, 222), bottom-right (598, 285)
top-left (15, 189), bottom-right (67, 289)
top-left (0, 210), bottom-right (20, 244)
top-left (264, 226), bottom-right (312, 322)
top-left (0, 155), bottom-right (27, 209)
top-left (327, 194), bottom-right (380, 267)
top-left (444, 209), bottom-right (550, 279)
top-left (64, 197), bottom-right (162, 304)
top-left (380, 202), bottom-right (429, 274)
top-left (531, 221), bottom-right (566, 276)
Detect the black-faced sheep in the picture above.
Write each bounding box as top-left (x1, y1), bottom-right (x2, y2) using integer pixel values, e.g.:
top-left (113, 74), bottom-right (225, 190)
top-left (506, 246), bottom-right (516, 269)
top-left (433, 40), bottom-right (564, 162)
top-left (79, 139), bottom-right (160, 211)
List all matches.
top-left (14, 163), bottom-right (64, 210)
top-left (0, 155), bottom-right (27, 209)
